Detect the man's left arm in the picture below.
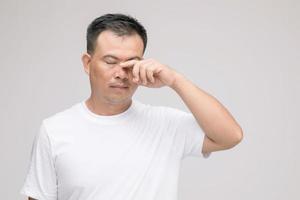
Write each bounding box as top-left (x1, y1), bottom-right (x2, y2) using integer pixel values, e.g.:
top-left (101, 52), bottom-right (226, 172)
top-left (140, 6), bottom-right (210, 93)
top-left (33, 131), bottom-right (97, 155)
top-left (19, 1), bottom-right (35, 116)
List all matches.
top-left (170, 72), bottom-right (243, 154)
top-left (120, 58), bottom-right (243, 154)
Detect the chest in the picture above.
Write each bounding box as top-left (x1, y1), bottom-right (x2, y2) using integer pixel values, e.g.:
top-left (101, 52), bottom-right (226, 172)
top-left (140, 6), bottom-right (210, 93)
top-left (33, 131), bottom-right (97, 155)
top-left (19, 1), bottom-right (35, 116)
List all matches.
top-left (53, 124), bottom-right (177, 191)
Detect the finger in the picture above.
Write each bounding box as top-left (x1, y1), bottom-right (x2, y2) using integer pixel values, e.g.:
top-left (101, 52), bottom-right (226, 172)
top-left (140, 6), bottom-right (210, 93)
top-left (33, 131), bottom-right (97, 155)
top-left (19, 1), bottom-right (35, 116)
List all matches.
top-left (132, 62), bottom-right (140, 82)
top-left (144, 62), bottom-right (155, 83)
top-left (120, 60), bottom-right (139, 68)
top-left (139, 60), bottom-right (155, 85)
top-left (147, 69), bottom-right (155, 83)
top-left (139, 64), bottom-right (147, 85)
top-left (132, 59), bottom-right (152, 83)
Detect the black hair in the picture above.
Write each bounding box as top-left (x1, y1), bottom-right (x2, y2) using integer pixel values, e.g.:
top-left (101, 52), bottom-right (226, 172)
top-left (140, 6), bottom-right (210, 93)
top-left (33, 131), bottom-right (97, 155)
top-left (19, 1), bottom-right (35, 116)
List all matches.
top-left (86, 13), bottom-right (147, 55)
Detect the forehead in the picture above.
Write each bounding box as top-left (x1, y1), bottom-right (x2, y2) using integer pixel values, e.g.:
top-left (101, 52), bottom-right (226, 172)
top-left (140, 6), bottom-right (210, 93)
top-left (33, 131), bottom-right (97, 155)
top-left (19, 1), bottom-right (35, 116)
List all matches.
top-left (94, 30), bottom-right (144, 60)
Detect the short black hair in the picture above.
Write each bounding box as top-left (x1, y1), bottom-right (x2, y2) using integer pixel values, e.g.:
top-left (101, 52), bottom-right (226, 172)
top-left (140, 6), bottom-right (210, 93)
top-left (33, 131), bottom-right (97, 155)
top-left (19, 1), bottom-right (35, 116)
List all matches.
top-left (86, 13), bottom-right (147, 55)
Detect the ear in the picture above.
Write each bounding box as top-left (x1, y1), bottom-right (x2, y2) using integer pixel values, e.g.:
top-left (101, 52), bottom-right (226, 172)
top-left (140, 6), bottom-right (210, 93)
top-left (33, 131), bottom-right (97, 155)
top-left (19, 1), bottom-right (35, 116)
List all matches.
top-left (81, 53), bottom-right (92, 75)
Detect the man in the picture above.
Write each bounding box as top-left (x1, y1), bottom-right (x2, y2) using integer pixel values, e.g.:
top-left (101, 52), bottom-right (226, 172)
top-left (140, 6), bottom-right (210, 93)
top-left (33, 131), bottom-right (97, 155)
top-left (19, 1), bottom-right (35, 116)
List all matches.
top-left (20, 13), bottom-right (243, 200)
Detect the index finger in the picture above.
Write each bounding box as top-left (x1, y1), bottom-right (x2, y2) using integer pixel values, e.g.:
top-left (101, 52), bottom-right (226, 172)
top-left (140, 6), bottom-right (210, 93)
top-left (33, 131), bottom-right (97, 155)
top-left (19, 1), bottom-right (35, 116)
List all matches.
top-left (120, 60), bottom-right (140, 68)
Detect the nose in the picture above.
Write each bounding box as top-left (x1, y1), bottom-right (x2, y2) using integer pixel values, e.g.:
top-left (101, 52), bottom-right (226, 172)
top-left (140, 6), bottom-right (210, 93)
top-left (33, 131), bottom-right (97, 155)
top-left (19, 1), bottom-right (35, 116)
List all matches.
top-left (113, 65), bottom-right (129, 80)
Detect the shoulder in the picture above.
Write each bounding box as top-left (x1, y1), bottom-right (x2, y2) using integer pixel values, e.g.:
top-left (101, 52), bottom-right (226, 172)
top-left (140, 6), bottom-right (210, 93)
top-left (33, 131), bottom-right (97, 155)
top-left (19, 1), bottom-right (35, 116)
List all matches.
top-left (41, 102), bottom-right (81, 134)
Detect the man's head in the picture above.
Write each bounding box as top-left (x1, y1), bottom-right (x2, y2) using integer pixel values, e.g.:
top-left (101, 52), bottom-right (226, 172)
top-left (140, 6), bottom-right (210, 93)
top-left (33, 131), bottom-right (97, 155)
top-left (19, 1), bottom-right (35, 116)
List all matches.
top-left (86, 13), bottom-right (147, 55)
top-left (82, 13), bottom-right (147, 105)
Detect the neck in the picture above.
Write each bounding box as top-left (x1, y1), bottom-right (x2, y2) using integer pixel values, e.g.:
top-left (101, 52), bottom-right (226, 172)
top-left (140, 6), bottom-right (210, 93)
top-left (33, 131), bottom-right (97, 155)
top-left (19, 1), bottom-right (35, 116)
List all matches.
top-left (85, 95), bottom-right (132, 116)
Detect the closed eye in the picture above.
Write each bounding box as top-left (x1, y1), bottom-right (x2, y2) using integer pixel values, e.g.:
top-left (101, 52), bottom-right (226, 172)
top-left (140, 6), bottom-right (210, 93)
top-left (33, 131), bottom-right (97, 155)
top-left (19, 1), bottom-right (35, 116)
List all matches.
top-left (105, 61), bottom-right (117, 65)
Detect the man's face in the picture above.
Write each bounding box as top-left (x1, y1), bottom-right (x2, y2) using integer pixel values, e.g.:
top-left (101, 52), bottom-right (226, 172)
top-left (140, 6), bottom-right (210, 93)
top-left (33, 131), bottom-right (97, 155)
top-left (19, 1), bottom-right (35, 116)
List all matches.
top-left (83, 30), bottom-right (144, 105)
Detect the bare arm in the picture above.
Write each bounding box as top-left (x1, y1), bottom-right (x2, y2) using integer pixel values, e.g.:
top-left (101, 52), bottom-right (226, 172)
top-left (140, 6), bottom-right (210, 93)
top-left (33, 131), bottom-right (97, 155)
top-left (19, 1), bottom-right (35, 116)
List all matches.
top-left (119, 58), bottom-right (243, 152)
top-left (171, 73), bottom-right (243, 153)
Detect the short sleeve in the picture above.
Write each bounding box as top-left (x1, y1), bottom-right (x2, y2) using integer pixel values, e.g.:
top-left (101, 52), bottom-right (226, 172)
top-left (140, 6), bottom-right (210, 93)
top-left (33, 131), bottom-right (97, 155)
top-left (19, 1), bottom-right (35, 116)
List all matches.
top-left (175, 110), bottom-right (211, 160)
top-left (20, 122), bottom-right (58, 200)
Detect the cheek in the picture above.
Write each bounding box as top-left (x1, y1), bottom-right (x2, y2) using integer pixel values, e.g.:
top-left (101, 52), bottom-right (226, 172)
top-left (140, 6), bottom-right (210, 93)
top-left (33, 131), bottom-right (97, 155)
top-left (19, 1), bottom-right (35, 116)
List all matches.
top-left (90, 65), bottom-right (109, 81)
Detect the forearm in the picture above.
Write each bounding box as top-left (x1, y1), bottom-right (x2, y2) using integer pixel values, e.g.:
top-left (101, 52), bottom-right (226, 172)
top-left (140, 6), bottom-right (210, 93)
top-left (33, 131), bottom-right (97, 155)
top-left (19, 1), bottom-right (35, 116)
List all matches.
top-left (171, 73), bottom-right (243, 147)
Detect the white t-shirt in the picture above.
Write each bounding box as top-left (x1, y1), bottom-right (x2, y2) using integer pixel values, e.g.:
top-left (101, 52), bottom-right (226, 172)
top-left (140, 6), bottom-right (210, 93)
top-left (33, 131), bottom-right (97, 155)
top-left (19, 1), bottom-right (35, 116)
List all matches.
top-left (20, 98), bottom-right (211, 200)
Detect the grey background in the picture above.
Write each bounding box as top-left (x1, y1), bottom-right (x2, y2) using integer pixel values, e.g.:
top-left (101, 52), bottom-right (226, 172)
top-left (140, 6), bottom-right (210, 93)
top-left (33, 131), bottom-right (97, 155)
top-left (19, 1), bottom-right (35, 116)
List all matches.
top-left (0, 0), bottom-right (299, 199)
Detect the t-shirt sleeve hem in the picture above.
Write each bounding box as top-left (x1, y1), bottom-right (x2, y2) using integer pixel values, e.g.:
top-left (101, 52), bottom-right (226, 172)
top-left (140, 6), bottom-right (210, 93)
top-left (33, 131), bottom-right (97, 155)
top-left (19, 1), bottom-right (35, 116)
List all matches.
top-left (20, 186), bottom-right (41, 200)
top-left (195, 133), bottom-right (211, 159)
top-left (20, 186), bottom-right (57, 200)
top-left (202, 151), bottom-right (211, 158)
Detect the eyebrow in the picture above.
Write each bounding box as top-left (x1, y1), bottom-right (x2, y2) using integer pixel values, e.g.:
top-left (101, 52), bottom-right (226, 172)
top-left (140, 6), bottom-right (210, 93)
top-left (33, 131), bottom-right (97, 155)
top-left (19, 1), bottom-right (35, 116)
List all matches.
top-left (102, 55), bottom-right (142, 61)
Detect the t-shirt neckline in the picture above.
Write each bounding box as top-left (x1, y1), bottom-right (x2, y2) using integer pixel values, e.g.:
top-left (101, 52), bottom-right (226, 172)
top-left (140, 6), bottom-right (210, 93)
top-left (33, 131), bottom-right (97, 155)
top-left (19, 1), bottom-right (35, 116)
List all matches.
top-left (79, 98), bottom-right (138, 124)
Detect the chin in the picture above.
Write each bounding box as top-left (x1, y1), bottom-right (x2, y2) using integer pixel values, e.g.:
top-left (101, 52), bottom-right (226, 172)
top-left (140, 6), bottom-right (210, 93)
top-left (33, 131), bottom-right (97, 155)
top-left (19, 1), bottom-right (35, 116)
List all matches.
top-left (106, 96), bottom-right (132, 105)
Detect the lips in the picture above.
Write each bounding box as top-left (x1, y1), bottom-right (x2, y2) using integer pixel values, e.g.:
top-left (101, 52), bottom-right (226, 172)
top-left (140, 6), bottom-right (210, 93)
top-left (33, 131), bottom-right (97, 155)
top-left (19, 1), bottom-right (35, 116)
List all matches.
top-left (110, 85), bottom-right (128, 88)
top-left (110, 84), bottom-right (129, 89)
top-left (109, 81), bottom-right (130, 90)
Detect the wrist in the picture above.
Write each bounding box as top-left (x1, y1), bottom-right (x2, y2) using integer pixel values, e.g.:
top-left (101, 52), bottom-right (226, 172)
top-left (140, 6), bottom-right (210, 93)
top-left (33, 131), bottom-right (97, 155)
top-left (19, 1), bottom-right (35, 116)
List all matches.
top-left (170, 72), bottom-right (185, 90)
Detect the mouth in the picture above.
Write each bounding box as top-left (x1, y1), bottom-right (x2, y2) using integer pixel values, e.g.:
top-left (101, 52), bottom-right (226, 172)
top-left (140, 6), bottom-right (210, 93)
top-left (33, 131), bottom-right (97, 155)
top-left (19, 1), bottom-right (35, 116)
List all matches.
top-left (110, 85), bottom-right (129, 88)
top-left (110, 86), bottom-right (129, 90)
